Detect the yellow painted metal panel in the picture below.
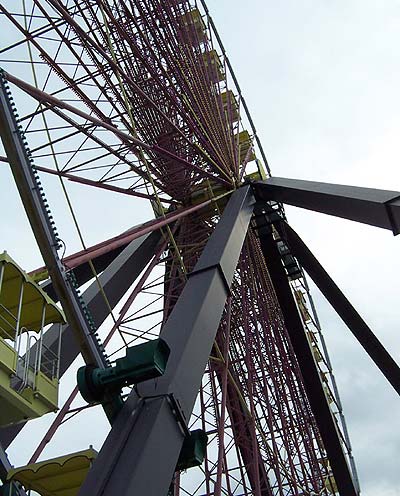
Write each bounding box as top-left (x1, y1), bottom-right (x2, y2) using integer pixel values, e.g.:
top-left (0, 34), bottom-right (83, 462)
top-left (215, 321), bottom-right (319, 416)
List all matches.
top-left (202, 50), bottom-right (225, 82)
top-left (179, 8), bottom-right (206, 44)
top-left (0, 337), bottom-right (16, 374)
top-left (244, 161), bottom-right (267, 182)
top-left (311, 343), bottom-right (323, 362)
top-left (0, 370), bottom-right (37, 426)
top-left (325, 475), bottom-right (338, 493)
top-left (35, 372), bottom-right (58, 409)
top-left (221, 90), bottom-right (239, 122)
top-left (295, 289), bottom-right (312, 323)
top-left (0, 364), bottom-right (58, 426)
top-left (236, 130), bottom-right (256, 163)
top-left (0, 381), bottom-right (52, 426)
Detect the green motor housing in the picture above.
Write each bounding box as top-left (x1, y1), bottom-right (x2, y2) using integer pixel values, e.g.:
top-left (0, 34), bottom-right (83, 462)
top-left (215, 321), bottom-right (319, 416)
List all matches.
top-left (77, 338), bottom-right (170, 404)
top-left (176, 429), bottom-right (208, 471)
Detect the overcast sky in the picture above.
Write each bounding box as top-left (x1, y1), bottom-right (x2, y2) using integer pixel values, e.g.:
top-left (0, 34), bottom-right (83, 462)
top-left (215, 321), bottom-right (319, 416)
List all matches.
top-left (209, 2), bottom-right (400, 495)
top-left (1, 2), bottom-right (400, 495)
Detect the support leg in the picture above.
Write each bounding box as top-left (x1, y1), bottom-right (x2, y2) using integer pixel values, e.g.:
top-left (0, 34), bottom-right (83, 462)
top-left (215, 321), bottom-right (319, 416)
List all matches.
top-left (78, 186), bottom-right (255, 496)
top-left (256, 227), bottom-right (358, 496)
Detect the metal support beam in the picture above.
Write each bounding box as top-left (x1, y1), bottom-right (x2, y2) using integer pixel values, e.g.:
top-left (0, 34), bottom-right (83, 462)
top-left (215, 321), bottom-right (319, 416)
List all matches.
top-left (42, 241), bottom-right (132, 301)
top-left (253, 177), bottom-right (400, 234)
top-left (256, 227), bottom-right (357, 496)
top-left (79, 186), bottom-right (255, 496)
top-left (214, 362), bottom-right (272, 496)
top-left (277, 221), bottom-right (400, 396)
top-left (0, 72), bottom-right (106, 368)
top-left (0, 230), bottom-right (161, 449)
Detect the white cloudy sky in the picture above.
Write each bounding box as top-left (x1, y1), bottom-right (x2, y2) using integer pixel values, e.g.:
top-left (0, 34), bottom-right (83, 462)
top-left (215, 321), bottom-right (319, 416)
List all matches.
top-left (1, 2), bottom-right (400, 495)
top-left (209, 2), bottom-right (400, 495)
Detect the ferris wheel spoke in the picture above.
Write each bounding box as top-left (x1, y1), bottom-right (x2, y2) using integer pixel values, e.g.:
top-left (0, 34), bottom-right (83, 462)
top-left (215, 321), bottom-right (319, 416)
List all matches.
top-left (5, 71), bottom-right (231, 193)
top-left (34, 165), bottom-right (175, 203)
top-left (43, 0), bottom-right (233, 175)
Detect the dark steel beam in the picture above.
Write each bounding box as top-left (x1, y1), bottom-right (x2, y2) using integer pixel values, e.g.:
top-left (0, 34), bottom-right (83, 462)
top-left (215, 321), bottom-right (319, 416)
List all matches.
top-left (277, 221), bottom-right (400, 396)
top-left (78, 186), bottom-right (255, 496)
top-left (256, 228), bottom-right (357, 496)
top-left (253, 177), bottom-right (400, 234)
top-left (0, 72), bottom-right (106, 369)
top-left (42, 241), bottom-right (132, 301)
top-left (0, 230), bottom-right (161, 449)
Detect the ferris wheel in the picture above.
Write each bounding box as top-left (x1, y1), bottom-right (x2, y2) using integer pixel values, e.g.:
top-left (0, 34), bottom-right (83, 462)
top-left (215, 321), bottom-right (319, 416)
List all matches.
top-left (0, 2), bottom-right (399, 496)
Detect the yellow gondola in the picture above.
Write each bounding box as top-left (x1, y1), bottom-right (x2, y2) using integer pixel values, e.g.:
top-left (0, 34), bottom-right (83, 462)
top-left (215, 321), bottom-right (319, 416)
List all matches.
top-left (0, 251), bottom-right (65, 426)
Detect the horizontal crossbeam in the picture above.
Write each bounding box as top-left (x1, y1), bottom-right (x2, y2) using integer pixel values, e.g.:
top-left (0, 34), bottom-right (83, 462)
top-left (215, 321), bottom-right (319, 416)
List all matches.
top-left (253, 177), bottom-right (400, 234)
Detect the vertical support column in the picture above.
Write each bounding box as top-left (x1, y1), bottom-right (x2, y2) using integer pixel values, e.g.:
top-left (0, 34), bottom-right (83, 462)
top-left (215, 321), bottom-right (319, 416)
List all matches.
top-left (0, 264), bottom-right (4, 294)
top-left (79, 186), bottom-right (255, 496)
top-left (14, 280), bottom-right (24, 348)
top-left (256, 228), bottom-right (358, 496)
top-left (36, 303), bottom-right (46, 376)
top-left (56, 323), bottom-right (62, 380)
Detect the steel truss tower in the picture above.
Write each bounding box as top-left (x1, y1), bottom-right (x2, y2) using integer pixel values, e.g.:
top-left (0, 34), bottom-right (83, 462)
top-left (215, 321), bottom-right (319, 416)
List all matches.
top-left (0, 2), bottom-right (399, 496)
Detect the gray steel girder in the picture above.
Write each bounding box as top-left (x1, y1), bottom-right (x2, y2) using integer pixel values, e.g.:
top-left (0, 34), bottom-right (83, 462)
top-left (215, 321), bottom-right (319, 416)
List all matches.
top-left (78, 186), bottom-right (255, 496)
top-left (0, 73), bottom-right (111, 374)
top-left (253, 177), bottom-right (400, 234)
top-left (42, 241), bottom-right (133, 302)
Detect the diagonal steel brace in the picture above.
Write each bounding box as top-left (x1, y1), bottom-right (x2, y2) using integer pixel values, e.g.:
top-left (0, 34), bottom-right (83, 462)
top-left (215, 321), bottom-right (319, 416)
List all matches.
top-left (277, 221), bottom-right (400, 396)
